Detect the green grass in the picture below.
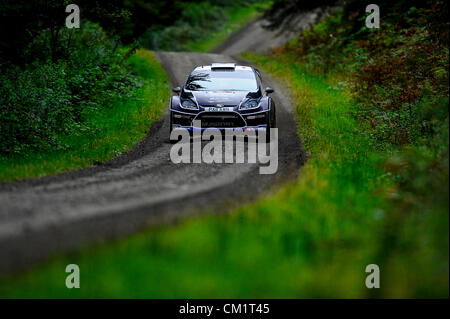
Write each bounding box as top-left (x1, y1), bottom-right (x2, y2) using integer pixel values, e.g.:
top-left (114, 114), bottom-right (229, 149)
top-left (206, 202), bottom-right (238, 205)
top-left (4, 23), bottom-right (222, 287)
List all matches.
top-left (1, 51), bottom-right (446, 298)
top-left (0, 50), bottom-right (170, 182)
top-left (183, 2), bottom-right (271, 53)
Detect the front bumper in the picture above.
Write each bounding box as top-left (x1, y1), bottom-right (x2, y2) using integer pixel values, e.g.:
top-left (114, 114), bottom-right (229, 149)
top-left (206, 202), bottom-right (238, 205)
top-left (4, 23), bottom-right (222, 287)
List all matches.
top-left (171, 109), bottom-right (268, 130)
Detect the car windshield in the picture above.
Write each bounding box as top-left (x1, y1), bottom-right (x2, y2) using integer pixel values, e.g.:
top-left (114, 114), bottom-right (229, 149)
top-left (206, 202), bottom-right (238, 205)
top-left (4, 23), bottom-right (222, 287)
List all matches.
top-left (185, 70), bottom-right (258, 91)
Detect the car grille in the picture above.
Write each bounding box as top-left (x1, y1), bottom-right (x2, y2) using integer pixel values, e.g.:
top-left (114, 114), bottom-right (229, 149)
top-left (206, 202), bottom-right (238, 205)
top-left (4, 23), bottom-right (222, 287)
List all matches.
top-left (195, 112), bottom-right (245, 128)
top-left (200, 105), bottom-right (235, 108)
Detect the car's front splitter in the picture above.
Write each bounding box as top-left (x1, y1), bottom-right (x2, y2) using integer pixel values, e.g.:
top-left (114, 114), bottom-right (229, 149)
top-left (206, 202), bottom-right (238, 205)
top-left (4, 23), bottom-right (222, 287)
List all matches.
top-left (171, 125), bottom-right (268, 133)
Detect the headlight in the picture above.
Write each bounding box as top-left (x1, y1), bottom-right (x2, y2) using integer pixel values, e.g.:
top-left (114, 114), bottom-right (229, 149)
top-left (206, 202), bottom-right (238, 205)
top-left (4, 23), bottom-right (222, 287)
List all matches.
top-left (239, 99), bottom-right (259, 110)
top-left (180, 99), bottom-right (198, 110)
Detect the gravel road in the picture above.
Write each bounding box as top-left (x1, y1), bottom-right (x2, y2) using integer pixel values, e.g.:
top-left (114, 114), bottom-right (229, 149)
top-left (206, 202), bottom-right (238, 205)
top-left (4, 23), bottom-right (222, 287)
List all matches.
top-left (0, 20), bottom-right (305, 274)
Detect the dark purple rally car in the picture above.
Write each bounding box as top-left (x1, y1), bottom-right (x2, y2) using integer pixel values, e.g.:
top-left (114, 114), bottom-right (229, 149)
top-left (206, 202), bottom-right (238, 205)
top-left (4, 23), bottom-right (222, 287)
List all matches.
top-left (169, 63), bottom-right (276, 142)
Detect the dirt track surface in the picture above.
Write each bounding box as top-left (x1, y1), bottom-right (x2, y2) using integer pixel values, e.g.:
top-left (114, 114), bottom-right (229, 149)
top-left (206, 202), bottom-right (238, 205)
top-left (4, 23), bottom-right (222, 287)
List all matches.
top-left (0, 33), bottom-right (305, 274)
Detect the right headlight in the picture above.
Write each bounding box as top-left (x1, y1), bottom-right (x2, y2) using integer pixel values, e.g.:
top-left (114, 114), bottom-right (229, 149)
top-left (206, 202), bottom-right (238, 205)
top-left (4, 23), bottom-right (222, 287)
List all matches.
top-left (180, 98), bottom-right (198, 110)
top-left (239, 99), bottom-right (259, 110)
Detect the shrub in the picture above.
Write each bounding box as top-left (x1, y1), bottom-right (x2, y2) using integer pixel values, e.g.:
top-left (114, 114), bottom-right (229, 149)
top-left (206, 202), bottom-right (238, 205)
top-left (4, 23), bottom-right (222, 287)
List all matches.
top-left (0, 22), bottom-right (139, 156)
top-left (271, 1), bottom-right (449, 148)
top-left (0, 63), bottom-right (73, 154)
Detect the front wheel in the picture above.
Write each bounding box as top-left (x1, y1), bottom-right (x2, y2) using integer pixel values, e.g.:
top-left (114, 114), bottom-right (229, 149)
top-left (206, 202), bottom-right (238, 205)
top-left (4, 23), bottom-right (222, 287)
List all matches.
top-left (169, 112), bottom-right (178, 144)
top-left (265, 128), bottom-right (271, 143)
top-left (265, 110), bottom-right (272, 143)
top-left (266, 107), bottom-right (277, 143)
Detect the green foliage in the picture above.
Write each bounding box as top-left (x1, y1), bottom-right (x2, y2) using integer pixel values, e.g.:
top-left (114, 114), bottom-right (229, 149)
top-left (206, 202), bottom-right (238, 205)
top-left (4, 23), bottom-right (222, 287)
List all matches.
top-left (273, 1), bottom-right (449, 148)
top-left (0, 63), bottom-right (73, 154)
top-left (0, 49), bottom-right (169, 182)
top-left (0, 22), bottom-right (137, 156)
top-left (262, 0), bottom-right (449, 296)
top-left (270, 3), bottom-right (449, 228)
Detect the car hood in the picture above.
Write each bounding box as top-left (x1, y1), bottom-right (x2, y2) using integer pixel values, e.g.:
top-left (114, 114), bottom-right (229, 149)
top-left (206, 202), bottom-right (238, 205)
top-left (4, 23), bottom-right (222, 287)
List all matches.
top-left (190, 90), bottom-right (251, 106)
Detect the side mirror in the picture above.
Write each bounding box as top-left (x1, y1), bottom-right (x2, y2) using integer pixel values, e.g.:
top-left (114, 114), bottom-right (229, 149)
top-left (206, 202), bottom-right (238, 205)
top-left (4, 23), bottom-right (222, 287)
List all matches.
top-left (265, 87), bottom-right (274, 95)
top-left (172, 87), bottom-right (181, 94)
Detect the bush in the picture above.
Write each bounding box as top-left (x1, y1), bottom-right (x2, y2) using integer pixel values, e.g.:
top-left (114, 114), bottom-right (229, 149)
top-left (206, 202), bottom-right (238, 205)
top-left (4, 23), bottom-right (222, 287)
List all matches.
top-left (271, 1), bottom-right (449, 148)
top-left (0, 63), bottom-right (73, 154)
top-left (0, 22), bottom-right (139, 156)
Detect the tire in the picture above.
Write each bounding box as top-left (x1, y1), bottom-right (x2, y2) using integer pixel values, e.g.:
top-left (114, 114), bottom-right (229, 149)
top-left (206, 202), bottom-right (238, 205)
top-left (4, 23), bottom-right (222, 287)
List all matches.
top-left (265, 110), bottom-right (271, 143)
top-left (267, 106), bottom-right (277, 143)
top-left (169, 112), bottom-right (178, 144)
top-left (272, 108), bottom-right (277, 128)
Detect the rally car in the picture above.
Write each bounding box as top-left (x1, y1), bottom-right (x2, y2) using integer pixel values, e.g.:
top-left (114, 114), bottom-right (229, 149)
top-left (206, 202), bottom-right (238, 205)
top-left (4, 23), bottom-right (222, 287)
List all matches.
top-left (169, 63), bottom-right (276, 142)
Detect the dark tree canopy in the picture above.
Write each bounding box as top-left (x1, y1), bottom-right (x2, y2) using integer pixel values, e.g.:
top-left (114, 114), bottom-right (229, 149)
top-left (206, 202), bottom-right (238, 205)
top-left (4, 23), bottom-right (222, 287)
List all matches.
top-left (0, 0), bottom-right (184, 65)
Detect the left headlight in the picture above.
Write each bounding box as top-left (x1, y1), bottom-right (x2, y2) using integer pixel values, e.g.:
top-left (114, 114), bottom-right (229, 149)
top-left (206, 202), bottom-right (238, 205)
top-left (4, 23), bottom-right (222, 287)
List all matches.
top-left (239, 99), bottom-right (259, 110)
top-left (180, 98), bottom-right (198, 110)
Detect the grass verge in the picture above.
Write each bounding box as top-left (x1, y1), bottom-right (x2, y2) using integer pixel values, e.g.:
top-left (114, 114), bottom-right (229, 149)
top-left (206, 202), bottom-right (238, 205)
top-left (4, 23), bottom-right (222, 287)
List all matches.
top-left (0, 50), bottom-right (169, 182)
top-left (1, 51), bottom-right (446, 298)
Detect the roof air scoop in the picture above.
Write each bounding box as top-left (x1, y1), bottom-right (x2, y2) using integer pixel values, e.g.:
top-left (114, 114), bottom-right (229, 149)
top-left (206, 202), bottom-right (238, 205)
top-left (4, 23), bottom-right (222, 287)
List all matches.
top-left (211, 63), bottom-right (236, 71)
